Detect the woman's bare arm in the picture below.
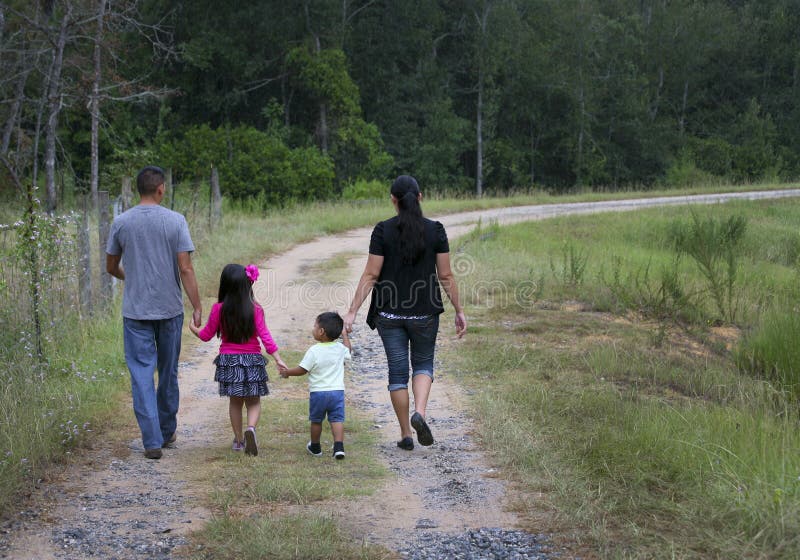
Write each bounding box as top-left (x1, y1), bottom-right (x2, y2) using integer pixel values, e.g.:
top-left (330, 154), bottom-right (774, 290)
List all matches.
top-left (436, 252), bottom-right (467, 338)
top-left (343, 253), bottom-right (384, 332)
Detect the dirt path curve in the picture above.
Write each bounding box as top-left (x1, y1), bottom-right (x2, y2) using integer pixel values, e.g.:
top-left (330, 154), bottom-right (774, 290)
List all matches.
top-left (1, 189), bottom-right (798, 559)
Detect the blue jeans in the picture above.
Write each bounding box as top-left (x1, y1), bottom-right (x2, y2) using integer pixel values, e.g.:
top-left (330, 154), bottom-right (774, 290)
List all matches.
top-left (376, 314), bottom-right (439, 392)
top-left (123, 315), bottom-right (183, 450)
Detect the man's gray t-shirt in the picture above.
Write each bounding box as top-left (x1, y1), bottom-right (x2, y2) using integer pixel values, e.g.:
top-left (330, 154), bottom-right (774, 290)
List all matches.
top-left (106, 205), bottom-right (195, 320)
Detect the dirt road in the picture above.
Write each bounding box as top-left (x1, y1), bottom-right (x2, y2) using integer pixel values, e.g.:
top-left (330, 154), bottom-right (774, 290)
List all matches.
top-left (1, 188), bottom-right (797, 559)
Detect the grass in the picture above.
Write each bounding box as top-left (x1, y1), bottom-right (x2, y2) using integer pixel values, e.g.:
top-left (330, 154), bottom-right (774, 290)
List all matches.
top-left (199, 398), bottom-right (385, 507)
top-left (439, 198), bottom-right (800, 558)
top-left (736, 308), bottom-right (800, 401)
top-left (197, 514), bottom-right (387, 560)
top-left (456, 198), bottom-right (800, 324)
top-left (0, 310), bottom-right (128, 509)
top-left (300, 251), bottom-right (361, 283)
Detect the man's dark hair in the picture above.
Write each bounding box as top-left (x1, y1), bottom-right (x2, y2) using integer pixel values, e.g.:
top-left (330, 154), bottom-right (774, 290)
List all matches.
top-left (317, 312), bottom-right (344, 340)
top-left (136, 166), bottom-right (165, 196)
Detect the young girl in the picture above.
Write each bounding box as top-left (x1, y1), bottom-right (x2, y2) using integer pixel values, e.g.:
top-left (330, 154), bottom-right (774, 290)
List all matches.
top-left (189, 263), bottom-right (286, 455)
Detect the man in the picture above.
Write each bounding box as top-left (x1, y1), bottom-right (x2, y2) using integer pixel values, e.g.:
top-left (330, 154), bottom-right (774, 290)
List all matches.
top-left (106, 166), bottom-right (202, 459)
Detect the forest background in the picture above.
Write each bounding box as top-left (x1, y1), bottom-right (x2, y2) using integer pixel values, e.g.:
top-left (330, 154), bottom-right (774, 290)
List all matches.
top-left (2, 0), bottom-right (799, 210)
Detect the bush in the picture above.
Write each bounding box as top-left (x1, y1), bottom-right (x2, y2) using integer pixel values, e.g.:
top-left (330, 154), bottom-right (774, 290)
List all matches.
top-left (342, 179), bottom-right (389, 200)
top-left (549, 240), bottom-right (588, 287)
top-left (162, 125), bottom-right (335, 204)
top-left (341, 179), bottom-right (388, 200)
top-left (332, 117), bottom-right (393, 184)
top-left (664, 150), bottom-right (717, 187)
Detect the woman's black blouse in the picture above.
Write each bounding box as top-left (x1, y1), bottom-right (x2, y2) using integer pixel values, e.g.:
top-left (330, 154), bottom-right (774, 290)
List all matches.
top-left (368, 216), bottom-right (450, 317)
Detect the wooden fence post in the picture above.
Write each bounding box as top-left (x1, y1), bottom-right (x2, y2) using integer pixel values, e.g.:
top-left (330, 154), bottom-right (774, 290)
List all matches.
top-left (79, 195), bottom-right (93, 317)
top-left (210, 165), bottom-right (222, 227)
top-left (167, 168), bottom-right (175, 210)
top-left (121, 176), bottom-right (132, 211)
top-left (98, 190), bottom-right (112, 304)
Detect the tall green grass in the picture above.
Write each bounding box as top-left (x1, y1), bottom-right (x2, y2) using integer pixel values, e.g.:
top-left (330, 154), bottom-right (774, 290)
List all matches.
top-left (737, 308), bottom-right (800, 401)
top-left (451, 331), bottom-right (800, 557)
top-left (443, 198), bottom-right (800, 558)
top-left (0, 310), bottom-right (127, 509)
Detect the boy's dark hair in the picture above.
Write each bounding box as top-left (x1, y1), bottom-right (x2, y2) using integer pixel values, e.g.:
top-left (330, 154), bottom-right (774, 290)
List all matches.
top-left (136, 166), bottom-right (165, 196)
top-left (317, 312), bottom-right (344, 340)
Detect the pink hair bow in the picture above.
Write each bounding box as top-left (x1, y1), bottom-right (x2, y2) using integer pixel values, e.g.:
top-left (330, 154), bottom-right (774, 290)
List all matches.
top-left (245, 264), bottom-right (259, 283)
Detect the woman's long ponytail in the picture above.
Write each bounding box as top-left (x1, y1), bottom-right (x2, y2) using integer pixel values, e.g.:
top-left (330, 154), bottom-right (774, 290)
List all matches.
top-left (392, 175), bottom-right (425, 264)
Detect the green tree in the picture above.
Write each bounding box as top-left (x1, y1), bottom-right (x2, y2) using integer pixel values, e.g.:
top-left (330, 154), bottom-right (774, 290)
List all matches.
top-left (729, 99), bottom-right (783, 182)
top-left (287, 44), bottom-right (391, 185)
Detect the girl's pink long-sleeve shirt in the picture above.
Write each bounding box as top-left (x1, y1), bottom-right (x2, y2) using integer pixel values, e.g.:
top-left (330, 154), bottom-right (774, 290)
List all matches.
top-left (197, 302), bottom-right (279, 355)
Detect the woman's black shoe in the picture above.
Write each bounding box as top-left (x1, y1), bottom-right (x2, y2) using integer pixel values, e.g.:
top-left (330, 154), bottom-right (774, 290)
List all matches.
top-left (410, 412), bottom-right (434, 446)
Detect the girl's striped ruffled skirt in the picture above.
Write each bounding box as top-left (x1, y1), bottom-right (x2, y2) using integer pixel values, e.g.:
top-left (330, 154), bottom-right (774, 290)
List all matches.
top-left (213, 353), bottom-right (269, 397)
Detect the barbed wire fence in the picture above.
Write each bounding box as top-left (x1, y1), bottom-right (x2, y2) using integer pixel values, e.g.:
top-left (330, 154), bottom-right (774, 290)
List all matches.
top-left (0, 169), bottom-right (223, 366)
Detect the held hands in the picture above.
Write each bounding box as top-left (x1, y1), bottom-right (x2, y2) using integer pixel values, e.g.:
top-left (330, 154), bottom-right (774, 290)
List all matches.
top-left (273, 354), bottom-right (289, 378)
top-left (188, 322), bottom-right (201, 337)
top-left (192, 308), bottom-right (202, 328)
top-left (343, 311), bottom-right (356, 334)
top-left (277, 363), bottom-right (289, 378)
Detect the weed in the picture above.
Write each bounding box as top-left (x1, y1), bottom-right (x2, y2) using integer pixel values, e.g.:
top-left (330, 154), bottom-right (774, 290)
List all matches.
top-left (549, 240), bottom-right (588, 288)
top-left (600, 255), bottom-right (698, 323)
top-left (669, 211), bottom-right (747, 323)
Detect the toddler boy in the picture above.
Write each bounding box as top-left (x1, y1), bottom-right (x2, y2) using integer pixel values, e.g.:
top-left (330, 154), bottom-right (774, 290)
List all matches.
top-left (279, 312), bottom-right (351, 459)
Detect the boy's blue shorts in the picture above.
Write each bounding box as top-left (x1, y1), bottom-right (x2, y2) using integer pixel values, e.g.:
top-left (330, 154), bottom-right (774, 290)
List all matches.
top-left (309, 390), bottom-right (345, 423)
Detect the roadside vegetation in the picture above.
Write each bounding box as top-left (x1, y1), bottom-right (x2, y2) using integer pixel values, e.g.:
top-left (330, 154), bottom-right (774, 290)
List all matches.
top-left (1, 184), bottom-right (798, 557)
top-left (441, 196), bottom-right (800, 558)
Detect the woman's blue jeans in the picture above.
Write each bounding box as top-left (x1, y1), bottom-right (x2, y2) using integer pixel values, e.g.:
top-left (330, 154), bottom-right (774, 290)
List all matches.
top-left (376, 314), bottom-right (439, 392)
top-left (123, 315), bottom-right (183, 450)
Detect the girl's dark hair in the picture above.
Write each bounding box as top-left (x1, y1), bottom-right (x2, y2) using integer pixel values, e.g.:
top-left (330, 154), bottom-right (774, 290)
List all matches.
top-left (217, 264), bottom-right (255, 344)
top-left (391, 175), bottom-right (425, 264)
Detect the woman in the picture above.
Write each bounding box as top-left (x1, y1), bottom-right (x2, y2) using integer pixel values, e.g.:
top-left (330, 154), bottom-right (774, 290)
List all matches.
top-left (343, 175), bottom-right (467, 450)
